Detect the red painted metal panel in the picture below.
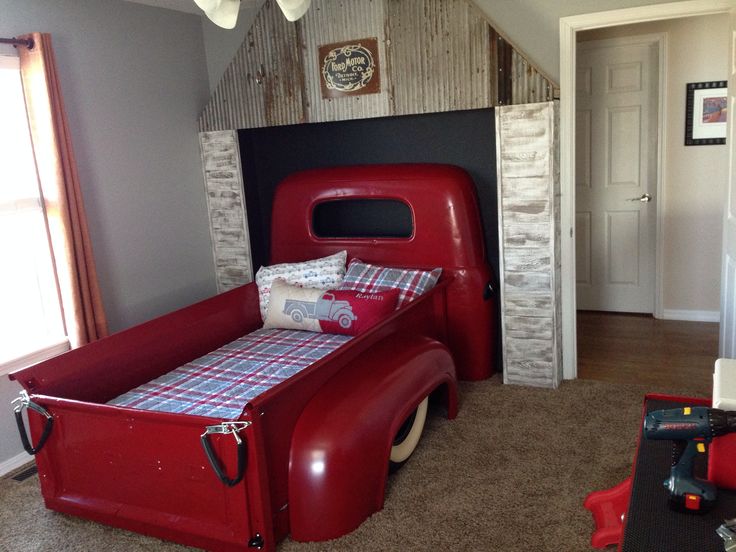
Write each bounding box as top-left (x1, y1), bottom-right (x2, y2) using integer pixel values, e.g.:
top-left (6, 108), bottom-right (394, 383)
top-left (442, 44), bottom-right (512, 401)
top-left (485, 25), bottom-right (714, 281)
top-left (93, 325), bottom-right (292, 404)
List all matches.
top-left (25, 399), bottom-right (263, 551)
top-left (9, 163), bottom-right (495, 550)
top-left (270, 164), bottom-right (495, 381)
top-left (10, 283), bottom-right (263, 401)
top-left (289, 334), bottom-right (458, 541)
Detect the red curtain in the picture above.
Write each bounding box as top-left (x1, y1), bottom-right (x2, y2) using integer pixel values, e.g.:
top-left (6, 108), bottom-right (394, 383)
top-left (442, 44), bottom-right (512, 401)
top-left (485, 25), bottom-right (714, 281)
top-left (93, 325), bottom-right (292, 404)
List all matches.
top-left (18, 32), bottom-right (108, 347)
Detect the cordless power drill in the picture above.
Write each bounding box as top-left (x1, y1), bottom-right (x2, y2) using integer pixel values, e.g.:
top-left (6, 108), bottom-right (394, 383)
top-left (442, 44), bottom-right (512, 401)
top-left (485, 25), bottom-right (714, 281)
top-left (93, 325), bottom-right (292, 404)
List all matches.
top-left (644, 406), bottom-right (736, 512)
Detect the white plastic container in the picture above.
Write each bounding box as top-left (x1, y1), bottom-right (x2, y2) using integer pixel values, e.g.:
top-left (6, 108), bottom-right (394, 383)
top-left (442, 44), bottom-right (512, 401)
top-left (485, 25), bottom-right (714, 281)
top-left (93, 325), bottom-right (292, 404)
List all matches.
top-left (710, 359), bottom-right (736, 489)
top-left (714, 358), bottom-right (736, 410)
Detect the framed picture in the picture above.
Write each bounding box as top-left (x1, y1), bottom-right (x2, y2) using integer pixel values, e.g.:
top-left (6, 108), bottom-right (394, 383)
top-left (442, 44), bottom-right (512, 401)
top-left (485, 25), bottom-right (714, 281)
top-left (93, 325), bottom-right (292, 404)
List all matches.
top-left (685, 81), bottom-right (727, 145)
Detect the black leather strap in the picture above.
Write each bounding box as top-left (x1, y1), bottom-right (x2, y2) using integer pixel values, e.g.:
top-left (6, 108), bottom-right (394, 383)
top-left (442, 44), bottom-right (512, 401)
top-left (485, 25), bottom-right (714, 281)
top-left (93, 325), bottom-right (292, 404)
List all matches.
top-left (200, 431), bottom-right (246, 487)
top-left (14, 401), bottom-right (53, 455)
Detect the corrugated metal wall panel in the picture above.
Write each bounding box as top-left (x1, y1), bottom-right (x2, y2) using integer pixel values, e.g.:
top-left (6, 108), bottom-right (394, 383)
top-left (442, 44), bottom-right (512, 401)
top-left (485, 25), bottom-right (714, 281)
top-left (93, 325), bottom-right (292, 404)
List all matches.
top-left (511, 50), bottom-right (555, 105)
top-left (386, 0), bottom-right (491, 116)
top-left (488, 27), bottom-right (499, 108)
top-left (299, 0), bottom-right (391, 123)
top-left (198, 0), bottom-right (559, 132)
top-left (198, 1), bottom-right (304, 131)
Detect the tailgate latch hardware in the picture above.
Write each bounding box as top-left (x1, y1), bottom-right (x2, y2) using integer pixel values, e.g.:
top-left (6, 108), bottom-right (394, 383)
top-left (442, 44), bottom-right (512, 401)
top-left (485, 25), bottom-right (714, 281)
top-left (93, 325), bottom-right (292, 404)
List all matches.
top-left (200, 421), bottom-right (251, 487)
top-left (11, 390), bottom-right (53, 456)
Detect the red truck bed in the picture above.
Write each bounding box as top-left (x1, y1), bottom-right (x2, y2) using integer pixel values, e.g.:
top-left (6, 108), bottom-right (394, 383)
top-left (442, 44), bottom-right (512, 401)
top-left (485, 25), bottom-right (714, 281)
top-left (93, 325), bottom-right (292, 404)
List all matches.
top-left (10, 164), bottom-right (495, 551)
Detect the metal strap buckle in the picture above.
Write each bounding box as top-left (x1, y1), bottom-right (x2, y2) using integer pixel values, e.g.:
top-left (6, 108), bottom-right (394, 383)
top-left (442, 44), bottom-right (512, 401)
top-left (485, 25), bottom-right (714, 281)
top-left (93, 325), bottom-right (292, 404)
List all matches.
top-left (12, 390), bottom-right (52, 419)
top-left (11, 390), bottom-right (53, 455)
top-left (11, 390), bottom-right (31, 414)
top-left (201, 421), bottom-right (251, 445)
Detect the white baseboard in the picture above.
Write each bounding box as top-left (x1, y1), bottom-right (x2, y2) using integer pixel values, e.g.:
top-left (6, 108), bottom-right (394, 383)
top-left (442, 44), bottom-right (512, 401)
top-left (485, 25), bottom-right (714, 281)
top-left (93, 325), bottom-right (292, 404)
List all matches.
top-left (661, 309), bottom-right (720, 323)
top-left (0, 451), bottom-right (31, 477)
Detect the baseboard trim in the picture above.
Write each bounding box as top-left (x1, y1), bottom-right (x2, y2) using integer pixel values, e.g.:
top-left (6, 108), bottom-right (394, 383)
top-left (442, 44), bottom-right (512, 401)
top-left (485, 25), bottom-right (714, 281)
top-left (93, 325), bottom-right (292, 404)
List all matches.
top-left (661, 309), bottom-right (720, 323)
top-left (0, 451), bottom-right (31, 477)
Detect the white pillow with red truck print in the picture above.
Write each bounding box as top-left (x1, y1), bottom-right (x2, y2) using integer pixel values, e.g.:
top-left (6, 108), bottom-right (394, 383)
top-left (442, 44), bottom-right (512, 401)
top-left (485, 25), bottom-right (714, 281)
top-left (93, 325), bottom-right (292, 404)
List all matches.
top-left (255, 250), bottom-right (347, 321)
top-left (263, 278), bottom-right (399, 336)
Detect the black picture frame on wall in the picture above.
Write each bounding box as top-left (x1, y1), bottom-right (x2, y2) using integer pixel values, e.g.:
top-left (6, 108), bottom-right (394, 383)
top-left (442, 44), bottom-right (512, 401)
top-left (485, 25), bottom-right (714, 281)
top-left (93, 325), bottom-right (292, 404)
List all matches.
top-left (685, 80), bottom-right (727, 146)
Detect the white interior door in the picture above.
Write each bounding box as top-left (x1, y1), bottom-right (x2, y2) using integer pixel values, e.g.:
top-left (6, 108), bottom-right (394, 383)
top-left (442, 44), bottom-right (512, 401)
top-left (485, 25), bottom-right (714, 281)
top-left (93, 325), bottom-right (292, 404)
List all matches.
top-left (575, 37), bottom-right (659, 313)
top-left (720, 9), bottom-right (736, 357)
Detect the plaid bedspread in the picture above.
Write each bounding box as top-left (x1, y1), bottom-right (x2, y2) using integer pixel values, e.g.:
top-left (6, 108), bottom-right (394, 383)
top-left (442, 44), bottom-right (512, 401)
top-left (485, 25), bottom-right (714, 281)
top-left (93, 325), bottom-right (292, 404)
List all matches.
top-left (108, 328), bottom-right (352, 420)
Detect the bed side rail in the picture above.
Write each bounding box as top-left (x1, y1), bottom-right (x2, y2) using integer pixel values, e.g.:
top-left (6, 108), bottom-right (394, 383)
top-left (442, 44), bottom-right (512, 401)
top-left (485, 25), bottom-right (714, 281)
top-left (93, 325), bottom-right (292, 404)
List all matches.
top-left (9, 283), bottom-right (261, 402)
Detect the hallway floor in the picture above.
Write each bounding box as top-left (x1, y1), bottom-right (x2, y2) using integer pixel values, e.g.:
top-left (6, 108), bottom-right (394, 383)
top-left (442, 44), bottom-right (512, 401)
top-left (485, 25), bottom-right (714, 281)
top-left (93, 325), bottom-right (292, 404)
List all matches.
top-left (576, 311), bottom-right (719, 391)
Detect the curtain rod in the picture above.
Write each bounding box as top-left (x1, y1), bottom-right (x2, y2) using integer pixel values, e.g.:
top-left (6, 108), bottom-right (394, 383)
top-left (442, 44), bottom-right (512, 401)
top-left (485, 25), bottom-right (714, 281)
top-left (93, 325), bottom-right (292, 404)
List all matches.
top-left (0, 37), bottom-right (34, 49)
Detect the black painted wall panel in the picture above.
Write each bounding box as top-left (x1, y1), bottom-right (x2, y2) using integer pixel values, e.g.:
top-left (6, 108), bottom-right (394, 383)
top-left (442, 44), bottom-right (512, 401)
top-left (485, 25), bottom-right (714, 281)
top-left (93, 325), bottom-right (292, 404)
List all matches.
top-left (238, 108), bottom-right (498, 280)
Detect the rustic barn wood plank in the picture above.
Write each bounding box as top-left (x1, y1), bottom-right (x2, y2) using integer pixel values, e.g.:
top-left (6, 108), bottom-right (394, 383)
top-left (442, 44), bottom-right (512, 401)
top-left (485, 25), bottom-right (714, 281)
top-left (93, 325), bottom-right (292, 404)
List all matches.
top-left (499, 177), bottom-right (552, 200)
top-left (199, 131), bottom-right (253, 291)
top-left (496, 102), bottom-right (560, 388)
top-left (505, 316), bottom-right (554, 339)
top-left (504, 272), bottom-right (551, 293)
top-left (505, 337), bottom-right (553, 362)
top-left (504, 248), bottom-right (550, 272)
top-left (505, 359), bottom-right (555, 387)
top-left (504, 292), bottom-right (553, 317)
top-left (502, 224), bottom-right (550, 249)
top-left (502, 199), bottom-right (550, 224)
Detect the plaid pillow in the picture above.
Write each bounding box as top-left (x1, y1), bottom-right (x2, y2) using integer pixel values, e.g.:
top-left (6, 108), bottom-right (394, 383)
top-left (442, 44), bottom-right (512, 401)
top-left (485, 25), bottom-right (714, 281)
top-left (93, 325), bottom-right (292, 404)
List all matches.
top-left (338, 259), bottom-right (442, 308)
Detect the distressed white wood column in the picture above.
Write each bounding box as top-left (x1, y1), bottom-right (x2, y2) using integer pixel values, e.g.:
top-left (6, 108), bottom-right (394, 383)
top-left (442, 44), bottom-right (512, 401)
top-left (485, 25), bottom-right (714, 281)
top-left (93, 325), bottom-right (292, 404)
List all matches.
top-left (495, 101), bottom-right (562, 388)
top-left (199, 131), bottom-right (253, 292)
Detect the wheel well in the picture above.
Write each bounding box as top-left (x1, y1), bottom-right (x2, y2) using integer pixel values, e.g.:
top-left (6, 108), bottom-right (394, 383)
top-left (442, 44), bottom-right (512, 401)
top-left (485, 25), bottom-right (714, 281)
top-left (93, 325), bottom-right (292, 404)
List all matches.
top-left (429, 382), bottom-right (453, 416)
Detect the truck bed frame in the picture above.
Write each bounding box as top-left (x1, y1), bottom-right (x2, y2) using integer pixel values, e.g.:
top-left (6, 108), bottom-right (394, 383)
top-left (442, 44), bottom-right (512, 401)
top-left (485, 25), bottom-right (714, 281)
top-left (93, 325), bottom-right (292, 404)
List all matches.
top-left (10, 164), bottom-right (495, 551)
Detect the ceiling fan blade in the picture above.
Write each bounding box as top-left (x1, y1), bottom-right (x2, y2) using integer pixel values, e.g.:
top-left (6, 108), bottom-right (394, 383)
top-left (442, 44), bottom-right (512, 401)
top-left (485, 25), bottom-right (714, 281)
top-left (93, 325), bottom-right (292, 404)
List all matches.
top-left (193, 0), bottom-right (241, 29)
top-left (275, 0), bottom-right (311, 22)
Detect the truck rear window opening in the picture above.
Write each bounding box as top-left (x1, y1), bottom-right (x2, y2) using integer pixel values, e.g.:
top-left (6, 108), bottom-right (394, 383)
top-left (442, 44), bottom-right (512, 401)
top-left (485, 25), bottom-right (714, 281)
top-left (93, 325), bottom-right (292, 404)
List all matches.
top-left (312, 199), bottom-right (413, 238)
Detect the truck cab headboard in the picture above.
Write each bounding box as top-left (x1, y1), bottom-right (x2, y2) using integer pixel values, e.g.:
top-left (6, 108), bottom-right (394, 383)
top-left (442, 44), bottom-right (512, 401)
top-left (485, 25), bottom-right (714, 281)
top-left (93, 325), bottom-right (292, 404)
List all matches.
top-left (270, 164), bottom-right (486, 270)
top-left (270, 163), bottom-right (495, 381)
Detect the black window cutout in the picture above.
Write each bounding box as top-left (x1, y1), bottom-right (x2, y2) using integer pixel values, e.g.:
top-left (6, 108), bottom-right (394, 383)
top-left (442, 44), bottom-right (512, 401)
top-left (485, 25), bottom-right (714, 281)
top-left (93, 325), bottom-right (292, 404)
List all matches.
top-left (312, 199), bottom-right (413, 238)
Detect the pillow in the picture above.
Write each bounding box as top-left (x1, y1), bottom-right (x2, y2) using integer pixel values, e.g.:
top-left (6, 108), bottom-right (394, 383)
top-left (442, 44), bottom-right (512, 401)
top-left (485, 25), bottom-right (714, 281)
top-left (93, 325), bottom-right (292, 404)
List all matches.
top-left (255, 250), bottom-right (347, 320)
top-left (338, 259), bottom-right (442, 308)
top-left (263, 278), bottom-right (400, 336)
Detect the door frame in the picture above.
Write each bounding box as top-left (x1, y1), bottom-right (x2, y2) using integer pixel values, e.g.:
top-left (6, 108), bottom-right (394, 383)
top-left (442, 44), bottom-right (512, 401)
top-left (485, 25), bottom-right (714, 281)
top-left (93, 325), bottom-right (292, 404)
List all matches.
top-left (559, 0), bottom-right (735, 380)
top-left (576, 32), bottom-right (666, 317)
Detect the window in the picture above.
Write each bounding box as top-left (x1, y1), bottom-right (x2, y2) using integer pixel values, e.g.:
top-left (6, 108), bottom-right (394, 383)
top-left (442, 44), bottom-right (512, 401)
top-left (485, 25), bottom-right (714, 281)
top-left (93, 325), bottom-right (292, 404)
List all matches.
top-left (0, 54), bottom-right (68, 373)
top-left (312, 199), bottom-right (413, 238)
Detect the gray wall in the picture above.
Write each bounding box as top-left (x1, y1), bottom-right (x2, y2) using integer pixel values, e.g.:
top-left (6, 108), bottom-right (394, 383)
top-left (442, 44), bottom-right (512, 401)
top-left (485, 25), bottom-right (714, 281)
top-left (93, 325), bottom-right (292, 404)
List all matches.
top-left (0, 0), bottom-right (215, 467)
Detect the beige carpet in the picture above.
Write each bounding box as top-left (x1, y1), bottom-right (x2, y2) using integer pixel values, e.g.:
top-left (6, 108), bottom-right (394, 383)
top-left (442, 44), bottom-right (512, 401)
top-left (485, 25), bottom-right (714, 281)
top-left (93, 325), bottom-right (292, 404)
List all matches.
top-left (0, 376), bottom-right (711, 552)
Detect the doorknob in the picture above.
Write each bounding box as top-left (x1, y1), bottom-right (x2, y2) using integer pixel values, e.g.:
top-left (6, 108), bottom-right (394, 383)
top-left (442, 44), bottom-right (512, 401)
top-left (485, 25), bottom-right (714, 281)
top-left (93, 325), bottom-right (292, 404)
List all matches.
top-left (627, 193), bottom-right (653, 203)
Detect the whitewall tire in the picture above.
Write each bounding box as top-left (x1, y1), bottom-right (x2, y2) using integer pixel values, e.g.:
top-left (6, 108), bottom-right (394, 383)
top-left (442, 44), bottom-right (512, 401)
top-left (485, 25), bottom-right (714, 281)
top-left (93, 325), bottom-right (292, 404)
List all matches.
top-left (389, 396), bottom-right (429, 470)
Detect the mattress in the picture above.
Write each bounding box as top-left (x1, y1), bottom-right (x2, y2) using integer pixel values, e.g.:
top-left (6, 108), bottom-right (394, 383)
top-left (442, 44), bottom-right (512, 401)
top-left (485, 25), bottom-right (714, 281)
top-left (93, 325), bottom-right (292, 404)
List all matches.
top-left (109, 328), bottom-right (352, 419)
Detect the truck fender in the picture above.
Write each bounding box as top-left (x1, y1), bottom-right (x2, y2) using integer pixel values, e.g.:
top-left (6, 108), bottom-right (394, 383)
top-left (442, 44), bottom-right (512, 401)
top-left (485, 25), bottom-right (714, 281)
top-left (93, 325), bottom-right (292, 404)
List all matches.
top-left (288, 334), bottom-right (458, 542)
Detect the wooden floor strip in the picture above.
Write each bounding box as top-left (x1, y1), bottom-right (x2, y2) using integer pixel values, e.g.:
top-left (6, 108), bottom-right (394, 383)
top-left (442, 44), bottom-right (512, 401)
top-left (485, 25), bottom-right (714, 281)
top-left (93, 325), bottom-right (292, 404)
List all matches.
top-left (576, 311), bottom-right (718, 390)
